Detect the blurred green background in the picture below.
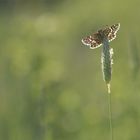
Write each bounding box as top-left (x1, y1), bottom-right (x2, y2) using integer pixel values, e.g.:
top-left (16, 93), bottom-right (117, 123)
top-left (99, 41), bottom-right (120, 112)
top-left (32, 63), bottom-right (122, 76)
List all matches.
top-left (0, 0), bottom-right (140, 140)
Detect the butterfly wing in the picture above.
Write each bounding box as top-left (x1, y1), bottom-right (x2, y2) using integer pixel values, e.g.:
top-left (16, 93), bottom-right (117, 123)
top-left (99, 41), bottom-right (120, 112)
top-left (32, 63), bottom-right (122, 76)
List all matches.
top-left (81, 32), bottom-right (102, 49)
top-left (103, 23), bottom-right (120, 42)
top-left (82, 23), bottom-right (120, 49)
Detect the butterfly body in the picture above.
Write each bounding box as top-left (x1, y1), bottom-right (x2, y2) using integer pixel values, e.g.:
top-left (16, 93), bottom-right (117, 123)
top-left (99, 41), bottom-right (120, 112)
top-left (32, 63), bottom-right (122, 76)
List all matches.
top-left (82, 23), bottom-right (120, 49)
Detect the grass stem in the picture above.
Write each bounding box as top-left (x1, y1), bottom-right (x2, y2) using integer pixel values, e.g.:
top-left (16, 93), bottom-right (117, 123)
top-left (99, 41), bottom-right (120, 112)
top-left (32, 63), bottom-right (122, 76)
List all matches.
top-left (108, 92), bottom-right (113, 140)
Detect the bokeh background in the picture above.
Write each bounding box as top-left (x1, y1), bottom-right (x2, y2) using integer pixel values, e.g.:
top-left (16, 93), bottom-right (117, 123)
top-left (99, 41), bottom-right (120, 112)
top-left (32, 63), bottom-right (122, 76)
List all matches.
top-left (0, 0), bottom-right (140, 140)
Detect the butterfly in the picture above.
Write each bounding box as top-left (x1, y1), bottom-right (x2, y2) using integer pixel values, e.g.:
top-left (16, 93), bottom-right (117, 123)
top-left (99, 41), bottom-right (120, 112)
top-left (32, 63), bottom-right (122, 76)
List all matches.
top-left (81, 23), bottom-right (120, 49)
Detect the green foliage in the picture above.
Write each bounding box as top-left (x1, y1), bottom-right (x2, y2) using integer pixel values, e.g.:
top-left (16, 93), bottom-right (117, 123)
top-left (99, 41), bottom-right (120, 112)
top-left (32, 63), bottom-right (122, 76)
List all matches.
top-left (0, 1), bottom-right (140, 140)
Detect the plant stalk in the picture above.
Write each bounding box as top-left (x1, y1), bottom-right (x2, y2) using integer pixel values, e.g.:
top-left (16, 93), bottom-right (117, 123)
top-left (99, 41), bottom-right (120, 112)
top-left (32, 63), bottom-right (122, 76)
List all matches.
top-left (108, 91), bottom-right (113, 140)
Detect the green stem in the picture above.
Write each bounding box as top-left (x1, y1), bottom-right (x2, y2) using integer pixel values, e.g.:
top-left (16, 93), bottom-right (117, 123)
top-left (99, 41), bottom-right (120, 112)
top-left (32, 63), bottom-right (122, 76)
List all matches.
top-left (108, 92), bottom-right (113, 140)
